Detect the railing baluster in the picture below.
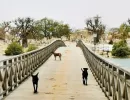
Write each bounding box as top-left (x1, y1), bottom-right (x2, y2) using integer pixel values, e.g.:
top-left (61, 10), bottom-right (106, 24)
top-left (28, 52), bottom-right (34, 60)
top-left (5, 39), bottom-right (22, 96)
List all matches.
top-left (0, 40), bottom-right (65, 99)
top-left (78, 40), bottom-right (130, 100)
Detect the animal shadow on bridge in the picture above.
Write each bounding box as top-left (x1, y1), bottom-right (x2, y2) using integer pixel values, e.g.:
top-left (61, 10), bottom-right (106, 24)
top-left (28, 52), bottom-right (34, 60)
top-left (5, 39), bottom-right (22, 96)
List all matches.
top-left (81, 68), bottom-right (88, 85)
top-left (31, 72), bottom-right (39, 93)
top-left (52, 51), bottom-right (62, 61)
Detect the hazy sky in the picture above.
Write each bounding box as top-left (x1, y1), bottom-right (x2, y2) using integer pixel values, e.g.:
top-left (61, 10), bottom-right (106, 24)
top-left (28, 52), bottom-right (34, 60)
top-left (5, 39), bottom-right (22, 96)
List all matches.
top-left (1, 0), bottom-right (130, 29)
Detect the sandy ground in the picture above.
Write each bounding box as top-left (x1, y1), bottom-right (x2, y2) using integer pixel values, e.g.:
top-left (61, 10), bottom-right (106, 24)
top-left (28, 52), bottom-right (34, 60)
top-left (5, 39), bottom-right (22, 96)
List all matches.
top-left (0, 38), bottom-right (57, 56)
top-left (0, 40), bottom-right (8, 55)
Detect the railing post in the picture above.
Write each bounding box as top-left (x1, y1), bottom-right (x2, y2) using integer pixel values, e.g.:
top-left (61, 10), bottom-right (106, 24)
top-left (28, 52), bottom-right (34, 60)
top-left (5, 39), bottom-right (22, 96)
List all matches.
top-left (14, 58), bottom-right (18, 87)
top-left (8, 59), bottom-right (13, 91)
top-left (77, 40), bottom-right (130, 100)
top-left (108, 65), bottom-right (112, 97)
top-left (2, 61), bottom-right (8, 96)
top-left (18, 56), bottom-right (22, 83)
top-left (0, 40), bottom-right (65, 99)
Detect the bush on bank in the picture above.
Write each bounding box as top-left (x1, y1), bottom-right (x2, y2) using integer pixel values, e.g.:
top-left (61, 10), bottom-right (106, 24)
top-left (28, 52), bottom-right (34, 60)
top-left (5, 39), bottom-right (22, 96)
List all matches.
top-left (112, 40), bottom-right (130, 57)
top-left (26, 44), bottom-right (38, 52)
top-left (5, 42), bottom-right (23, 55)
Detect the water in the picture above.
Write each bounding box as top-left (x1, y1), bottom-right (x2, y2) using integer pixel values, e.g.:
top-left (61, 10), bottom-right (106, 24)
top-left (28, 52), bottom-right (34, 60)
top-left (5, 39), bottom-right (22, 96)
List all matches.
top-left (106, 58), bottom-right (130, 67)
top-left (103, 57), bottom-right (130, 72)
top-left (85, 43), bottom-right (130, 72)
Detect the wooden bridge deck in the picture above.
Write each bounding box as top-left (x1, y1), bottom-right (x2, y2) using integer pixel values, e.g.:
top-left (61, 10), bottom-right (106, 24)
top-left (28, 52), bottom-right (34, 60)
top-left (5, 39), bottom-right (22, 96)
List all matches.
top-left (4, 42), bottom-right (108, 100)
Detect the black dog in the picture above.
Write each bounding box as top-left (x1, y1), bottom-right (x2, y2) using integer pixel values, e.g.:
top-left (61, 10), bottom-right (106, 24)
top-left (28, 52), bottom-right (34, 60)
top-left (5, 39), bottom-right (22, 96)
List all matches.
top-left (31, 72), bottom-right (39, 93)
top-left (81, 68), bottom-right (88, 85)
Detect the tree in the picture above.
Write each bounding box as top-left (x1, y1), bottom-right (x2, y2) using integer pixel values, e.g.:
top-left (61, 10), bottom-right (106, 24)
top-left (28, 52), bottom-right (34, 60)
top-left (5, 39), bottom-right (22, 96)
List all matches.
top-left (0, 28), bottom-right (5, 40)
top-left (0, 21), bottom-right (11, 40)
top-left (11, 17), bottom-right (71, 46)
top-left (28, 20), bottom-right (44, 40)
top-left (59, 24), bottom-right (71, 40)
top-left (39, 18), bottom-right (54, 39)
top-left (39, 18), bottom-right (71, 39)
top-left (9, 27), bottom-right (20, 42)
top-left (112, 40), bottom-right (130, 57)
top-left (85, 15), bottom-right (105, 43)
top-left (119, 23), bottom-right (130, 40)
top-left (49, 21), bottom-right (59, 37)
top-left (14, 17), bottom-right (35, 47)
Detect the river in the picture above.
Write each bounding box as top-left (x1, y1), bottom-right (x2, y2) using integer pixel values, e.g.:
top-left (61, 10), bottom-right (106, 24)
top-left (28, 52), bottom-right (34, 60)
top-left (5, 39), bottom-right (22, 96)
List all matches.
top-left (84, 42), bottom-right (130, 72)
top-left (104, 57), bottom-right (130, 71)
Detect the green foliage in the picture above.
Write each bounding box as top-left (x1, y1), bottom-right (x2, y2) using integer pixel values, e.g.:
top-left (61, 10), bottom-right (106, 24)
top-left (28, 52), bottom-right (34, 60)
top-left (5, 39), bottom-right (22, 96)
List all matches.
top-left (27, 44), bottom-right (37, 52)
top-left (14, 17), bottom-right (35, 47)
top-left (0, 17), bottom-right (71, 48)
top-left (5, 42), bottom-right (23, 55)
top-left (119, 23), bottom-right (129, 39)
top-left (39, 18), bottom-right (71, 39)
top-left (112, 40), bottom-right (130, 57)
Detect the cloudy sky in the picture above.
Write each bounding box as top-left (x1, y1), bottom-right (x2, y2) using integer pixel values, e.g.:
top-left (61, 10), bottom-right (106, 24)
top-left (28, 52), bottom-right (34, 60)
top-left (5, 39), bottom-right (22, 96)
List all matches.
top-left (1, 0), bottom-right (130, 29)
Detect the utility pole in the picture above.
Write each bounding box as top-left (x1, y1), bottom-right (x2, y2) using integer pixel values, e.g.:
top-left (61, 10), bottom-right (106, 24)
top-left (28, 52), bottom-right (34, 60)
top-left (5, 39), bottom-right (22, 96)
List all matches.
top-left (94, 15), bottom-right (101, 19)
top-left (93, 15), bottom-right (101, 52)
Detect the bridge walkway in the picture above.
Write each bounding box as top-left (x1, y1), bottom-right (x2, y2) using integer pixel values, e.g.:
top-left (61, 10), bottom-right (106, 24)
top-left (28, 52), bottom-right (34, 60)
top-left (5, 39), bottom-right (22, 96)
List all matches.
top-left (4, 42), bottom-right (108, 100)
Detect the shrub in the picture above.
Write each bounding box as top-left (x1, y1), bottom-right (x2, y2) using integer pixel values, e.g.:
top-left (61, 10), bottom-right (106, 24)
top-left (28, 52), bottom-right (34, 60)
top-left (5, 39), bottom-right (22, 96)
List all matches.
top-left (27, 44), bottom-right (37, 52)
top-left (5, 42), bottom-right (23, 55)
top-left (111, 40), bottom-right (130, 57)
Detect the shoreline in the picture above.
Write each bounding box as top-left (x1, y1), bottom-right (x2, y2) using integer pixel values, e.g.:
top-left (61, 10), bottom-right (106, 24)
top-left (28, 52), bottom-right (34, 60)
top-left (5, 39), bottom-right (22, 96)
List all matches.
top-left (96, 50), bottom-right (130, 59)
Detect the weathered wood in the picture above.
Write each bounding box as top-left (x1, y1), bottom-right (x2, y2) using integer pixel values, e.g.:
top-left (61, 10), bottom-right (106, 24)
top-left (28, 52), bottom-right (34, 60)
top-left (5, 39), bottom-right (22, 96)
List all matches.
top-left (0, 40), bottom-right (65, 99)
top-left (4, 42), bottom-right (107, 100)
top-left (78, 40), bottom-right (130, 100)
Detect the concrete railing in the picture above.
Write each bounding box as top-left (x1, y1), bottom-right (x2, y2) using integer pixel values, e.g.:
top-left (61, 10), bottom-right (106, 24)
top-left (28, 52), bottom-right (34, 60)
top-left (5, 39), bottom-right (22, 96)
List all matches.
top-left (0, 40), bottom-right (66, 99)
top-left (77, 40), bottom-right (130, 100)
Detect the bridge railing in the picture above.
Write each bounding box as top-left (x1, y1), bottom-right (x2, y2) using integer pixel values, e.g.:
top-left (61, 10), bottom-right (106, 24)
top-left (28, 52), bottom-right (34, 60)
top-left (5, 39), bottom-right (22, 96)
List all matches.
top-left (0, 40), bottom-right (65, 99)
top-left (77, 40), bottom-right (130, 100)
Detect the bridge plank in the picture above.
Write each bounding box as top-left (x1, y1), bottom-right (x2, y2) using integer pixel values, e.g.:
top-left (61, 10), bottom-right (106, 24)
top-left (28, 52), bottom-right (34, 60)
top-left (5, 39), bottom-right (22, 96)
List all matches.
top-left (4, 42), bottom-right (107, 100)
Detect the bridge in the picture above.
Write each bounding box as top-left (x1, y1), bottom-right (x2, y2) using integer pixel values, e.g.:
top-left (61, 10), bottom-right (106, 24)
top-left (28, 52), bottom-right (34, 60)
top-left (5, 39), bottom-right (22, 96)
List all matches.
top-left (0, 40), bottom-right (130, 100)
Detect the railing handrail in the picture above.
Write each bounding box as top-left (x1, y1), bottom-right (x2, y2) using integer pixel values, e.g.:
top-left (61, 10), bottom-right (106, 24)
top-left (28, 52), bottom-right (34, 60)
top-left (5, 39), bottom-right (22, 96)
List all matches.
top-left (0, 40), bottom-right (66, 99)
top-left (0, 40), bottom-right (62, 63)
top-left (82, 41), bottom-right (130, 76)
top-left (78, 40), bottom-right (130, 100)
